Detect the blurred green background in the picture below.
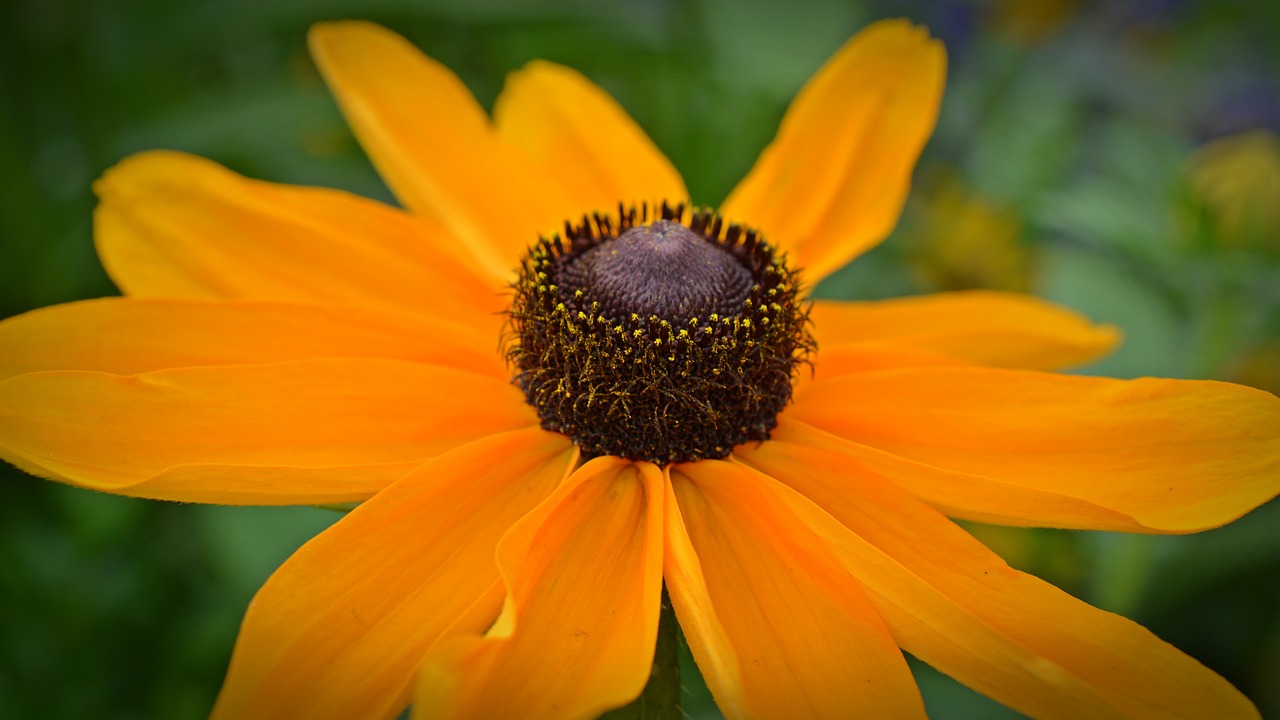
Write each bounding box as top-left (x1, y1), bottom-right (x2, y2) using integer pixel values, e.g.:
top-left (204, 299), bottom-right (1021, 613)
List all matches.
top-left (2, 0), bottom-right (1279, 717)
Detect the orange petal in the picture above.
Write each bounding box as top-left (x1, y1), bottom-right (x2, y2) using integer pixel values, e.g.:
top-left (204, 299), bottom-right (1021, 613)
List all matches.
top-left (0, 358), bottom-right (536, 504)
top-left (664, 460), bottom-right (925, 719)
top-left (0, 297), bottom-right (507, 381)
top-left (494, 60), bottom-right (688, 213)
top-left (789, 367), bottom-right (1280, 532)
top-left (772, 418), bottom-right (1141, 531)
top-left (735, 434), bottom-right (1261, 719)
top-left (95, 151), bottom-right (506, 324)
top-left (308, 21), bottom-right (575, 275)
top-left (415, 458), bottom-right (664, 720)
top-left (210, 427), bottom-right (576, 720)
top-left (796, 342), bottom-right (973, 391)
top-left (810, 291), bottom-right (1121, 372)
top-left (720, 20), bottom-right (945, 281)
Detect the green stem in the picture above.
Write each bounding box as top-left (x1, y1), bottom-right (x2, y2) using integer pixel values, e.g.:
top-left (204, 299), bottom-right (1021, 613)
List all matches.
top-left (600, 585), bottom-right (682, 719)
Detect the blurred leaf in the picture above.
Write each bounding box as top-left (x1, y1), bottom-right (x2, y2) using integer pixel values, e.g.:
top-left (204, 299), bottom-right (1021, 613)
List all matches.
top-left (1038, 243), bottom-right (1184, 378)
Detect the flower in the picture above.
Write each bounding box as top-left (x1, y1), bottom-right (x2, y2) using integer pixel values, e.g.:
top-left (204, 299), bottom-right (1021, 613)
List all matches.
top-left (1, 17), bottom-right (1277, 720)
top-left (1187, 129), bottom-right (1280, 253)
top-left (901, 169), bottom-right (1035, 292)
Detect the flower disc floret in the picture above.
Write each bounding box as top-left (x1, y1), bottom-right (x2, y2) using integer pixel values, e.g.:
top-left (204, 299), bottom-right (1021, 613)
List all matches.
top-left (507, 202), bottom-right (813, 465)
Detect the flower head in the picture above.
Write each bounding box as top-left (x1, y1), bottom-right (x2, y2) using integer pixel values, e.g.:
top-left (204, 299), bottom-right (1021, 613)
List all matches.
top-left (1, 18), bottom-right (1277, 720)
top-left (1188, 129), bottom-right (1280, 252)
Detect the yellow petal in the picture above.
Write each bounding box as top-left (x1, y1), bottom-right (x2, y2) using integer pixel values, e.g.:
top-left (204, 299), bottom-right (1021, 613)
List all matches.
top-left (772, 418), bottom-right (1141, 531)
top-left (721, 20), bottom-right (945, 281)
top-left (415, 458), bottom-right (665, 720)
top-left (210, 427), bottom-right (576, 720)
top-left (796, 342), bottom-right (972, 391)
top-left (95, 151), bottom-right (505, 323)
top-left (665, 460), bottom-right (925, 719)
top-left (0, 297), bottom-right (507, 382)
top-left (810, 291), bottom-right (1121, 371)
top-left (494, 60), bottom-right (688, 213)
top-left (789, 367), bottom-right (1280, 532)
top-left (735, 435), bottom-right (1261, 719)
top-left (308, 21), bottom-right (575, 274)
top-left (0, 358), bottom-right (536, 504)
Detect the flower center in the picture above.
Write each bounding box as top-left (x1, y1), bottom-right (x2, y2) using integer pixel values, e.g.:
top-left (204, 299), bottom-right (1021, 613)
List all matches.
top-left (558, 220), bottom-right (753, 322)
top-left (507, 203), bottom-right (812, 465)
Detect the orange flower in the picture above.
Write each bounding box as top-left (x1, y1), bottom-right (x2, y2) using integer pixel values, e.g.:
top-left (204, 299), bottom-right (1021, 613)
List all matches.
top-left (1, 19), bottom-right (1276, 720)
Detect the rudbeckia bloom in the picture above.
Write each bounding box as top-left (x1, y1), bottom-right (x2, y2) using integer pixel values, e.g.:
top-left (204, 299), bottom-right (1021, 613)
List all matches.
top-left (1, 18), bottom-right (1277, 720)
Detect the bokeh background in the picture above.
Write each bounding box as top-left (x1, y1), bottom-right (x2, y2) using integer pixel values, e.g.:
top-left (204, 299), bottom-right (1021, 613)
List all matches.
top-left (2, 0), bottom-right (1279, 717)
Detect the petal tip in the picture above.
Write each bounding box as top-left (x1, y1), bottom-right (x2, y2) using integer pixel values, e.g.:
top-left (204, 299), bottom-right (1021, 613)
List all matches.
top-left (1095, 322), bottom-right (1124, 350)
top-left (308, 18), bottom-right (380, 44)
top-left (859, 17), bottom-right (944, 50)
top-left (93, 150), bottom-right (196, 200)
top-left (308, 20), bottom-right (411, 68)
